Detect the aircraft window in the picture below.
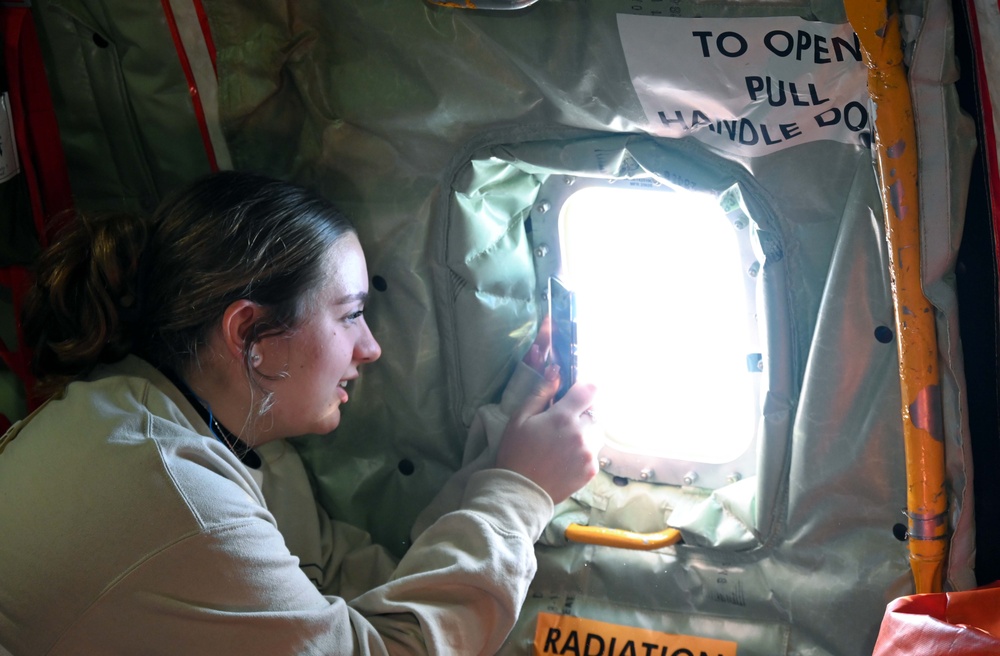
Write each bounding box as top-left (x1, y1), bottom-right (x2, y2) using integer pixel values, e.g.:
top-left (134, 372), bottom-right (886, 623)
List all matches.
top-left (550, 183), bottom-right (761, 489)
top-left (442, 136), bottom-right (782, 547)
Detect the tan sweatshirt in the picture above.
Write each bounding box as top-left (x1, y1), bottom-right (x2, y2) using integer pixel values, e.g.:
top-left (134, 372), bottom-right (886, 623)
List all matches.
top-left (0, 357), bottom-right (552, 655)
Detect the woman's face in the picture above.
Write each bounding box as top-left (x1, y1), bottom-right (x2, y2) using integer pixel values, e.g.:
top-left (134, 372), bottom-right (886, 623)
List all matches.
top-left (257, 233), bottom-right (382, 438)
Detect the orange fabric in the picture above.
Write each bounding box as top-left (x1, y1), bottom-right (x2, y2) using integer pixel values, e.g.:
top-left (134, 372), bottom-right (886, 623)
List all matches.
top-left (872, 581), bottom-right (1000, 655)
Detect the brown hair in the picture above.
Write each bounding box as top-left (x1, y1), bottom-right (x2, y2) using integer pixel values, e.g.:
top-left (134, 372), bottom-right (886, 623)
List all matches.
top-left (23, 171), bottom-right (356, 399)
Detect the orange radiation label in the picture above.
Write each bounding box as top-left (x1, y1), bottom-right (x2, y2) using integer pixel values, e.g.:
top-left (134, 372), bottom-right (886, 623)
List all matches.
top-left (533, 612), bottom-right (738, 656)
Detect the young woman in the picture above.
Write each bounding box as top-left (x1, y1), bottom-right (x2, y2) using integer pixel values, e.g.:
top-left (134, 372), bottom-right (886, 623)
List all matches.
top-left (0, 171), bottom-right (599, 655)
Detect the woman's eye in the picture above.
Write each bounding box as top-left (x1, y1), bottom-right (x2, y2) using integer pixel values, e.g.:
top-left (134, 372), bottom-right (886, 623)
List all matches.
top-left (346, 309), bottom-right (365, 322)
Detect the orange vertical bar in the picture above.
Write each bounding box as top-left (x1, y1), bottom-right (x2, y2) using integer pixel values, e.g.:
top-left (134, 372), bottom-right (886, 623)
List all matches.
top-left (844, 0), bottom-right (948, 594)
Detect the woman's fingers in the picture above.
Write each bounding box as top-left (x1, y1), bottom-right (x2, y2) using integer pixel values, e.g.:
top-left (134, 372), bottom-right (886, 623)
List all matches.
top-left (522, 318), bottom-right (553, 374)
top-left (497, 380), bottom-right (601, 504)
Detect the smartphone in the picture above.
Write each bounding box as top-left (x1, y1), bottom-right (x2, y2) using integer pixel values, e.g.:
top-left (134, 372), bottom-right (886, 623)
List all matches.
top-left (548, 276), bottom-right (578, 402)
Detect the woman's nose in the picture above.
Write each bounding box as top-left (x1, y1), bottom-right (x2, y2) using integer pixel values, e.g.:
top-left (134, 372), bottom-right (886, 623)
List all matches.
top-left (357, 323), bottom-right (382, 363)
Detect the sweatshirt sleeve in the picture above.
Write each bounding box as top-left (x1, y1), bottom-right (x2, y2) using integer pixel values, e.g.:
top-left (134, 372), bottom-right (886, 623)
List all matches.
top-left (51, 467), bottom-right (551, 656)
top-left (411, 361), bottom-right (548, 536)
top-left (337, 361), bottom-right (555, 654)
top-left (350, 468), bottom-right (554, 655)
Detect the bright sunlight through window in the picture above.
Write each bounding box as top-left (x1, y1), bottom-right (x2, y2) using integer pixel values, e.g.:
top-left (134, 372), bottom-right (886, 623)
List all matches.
top-left (560, 185), bottom-right (758, 465)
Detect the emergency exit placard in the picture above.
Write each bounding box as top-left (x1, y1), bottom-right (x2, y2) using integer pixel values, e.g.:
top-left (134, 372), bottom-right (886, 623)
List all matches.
top-left (533, 612), bottom-right (738, 656)
top-left (617, 15), bottom-right (869, 156)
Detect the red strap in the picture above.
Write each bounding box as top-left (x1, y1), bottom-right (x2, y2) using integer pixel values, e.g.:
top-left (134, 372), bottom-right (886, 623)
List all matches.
top-left (967, 2), bottom-right (1000, 277)
top-left (0, 7), bottom-right (75, 409)
top-left (0, 265), bottom-right (35, 404)
top-left (160, 0), bottom-right (220, 171)
top-left (2, 7), bottom-right (74, 245)
top-left (192, 0), bottom-right (218, 75)
top-left (0, 266), bottom-right (31, 380)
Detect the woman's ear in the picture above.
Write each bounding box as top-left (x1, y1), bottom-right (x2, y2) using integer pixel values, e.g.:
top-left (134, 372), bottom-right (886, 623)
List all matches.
top-left (219, 299), bottom-right (263, 361)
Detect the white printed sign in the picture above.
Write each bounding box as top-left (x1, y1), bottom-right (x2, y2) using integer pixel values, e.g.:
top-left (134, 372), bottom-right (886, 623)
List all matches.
top-left (617, 15), bottom-right (870, 156)
top-left (0, 92), bottom-right (21, 184)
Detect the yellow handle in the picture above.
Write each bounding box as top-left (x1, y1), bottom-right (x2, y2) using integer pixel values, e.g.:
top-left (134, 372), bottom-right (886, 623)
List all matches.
top-left (564, 523), bottom-right (683, 551)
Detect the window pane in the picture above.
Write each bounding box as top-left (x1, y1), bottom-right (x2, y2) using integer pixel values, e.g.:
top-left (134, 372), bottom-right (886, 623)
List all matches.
top-left (560, 185), bottom-right (758, 465)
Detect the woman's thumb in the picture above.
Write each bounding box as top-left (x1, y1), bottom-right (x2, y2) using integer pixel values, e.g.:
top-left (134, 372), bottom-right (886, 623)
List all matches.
top-left (511, 364), bottom-right (560, 424)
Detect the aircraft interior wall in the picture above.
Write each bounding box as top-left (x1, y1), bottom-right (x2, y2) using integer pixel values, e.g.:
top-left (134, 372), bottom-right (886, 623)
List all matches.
top-left (3, 0), bottom-right (999, 654)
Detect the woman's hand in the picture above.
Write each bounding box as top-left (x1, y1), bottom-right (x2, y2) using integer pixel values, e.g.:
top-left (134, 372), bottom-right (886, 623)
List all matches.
top-left (496, 364), bottom-right (601, 504)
